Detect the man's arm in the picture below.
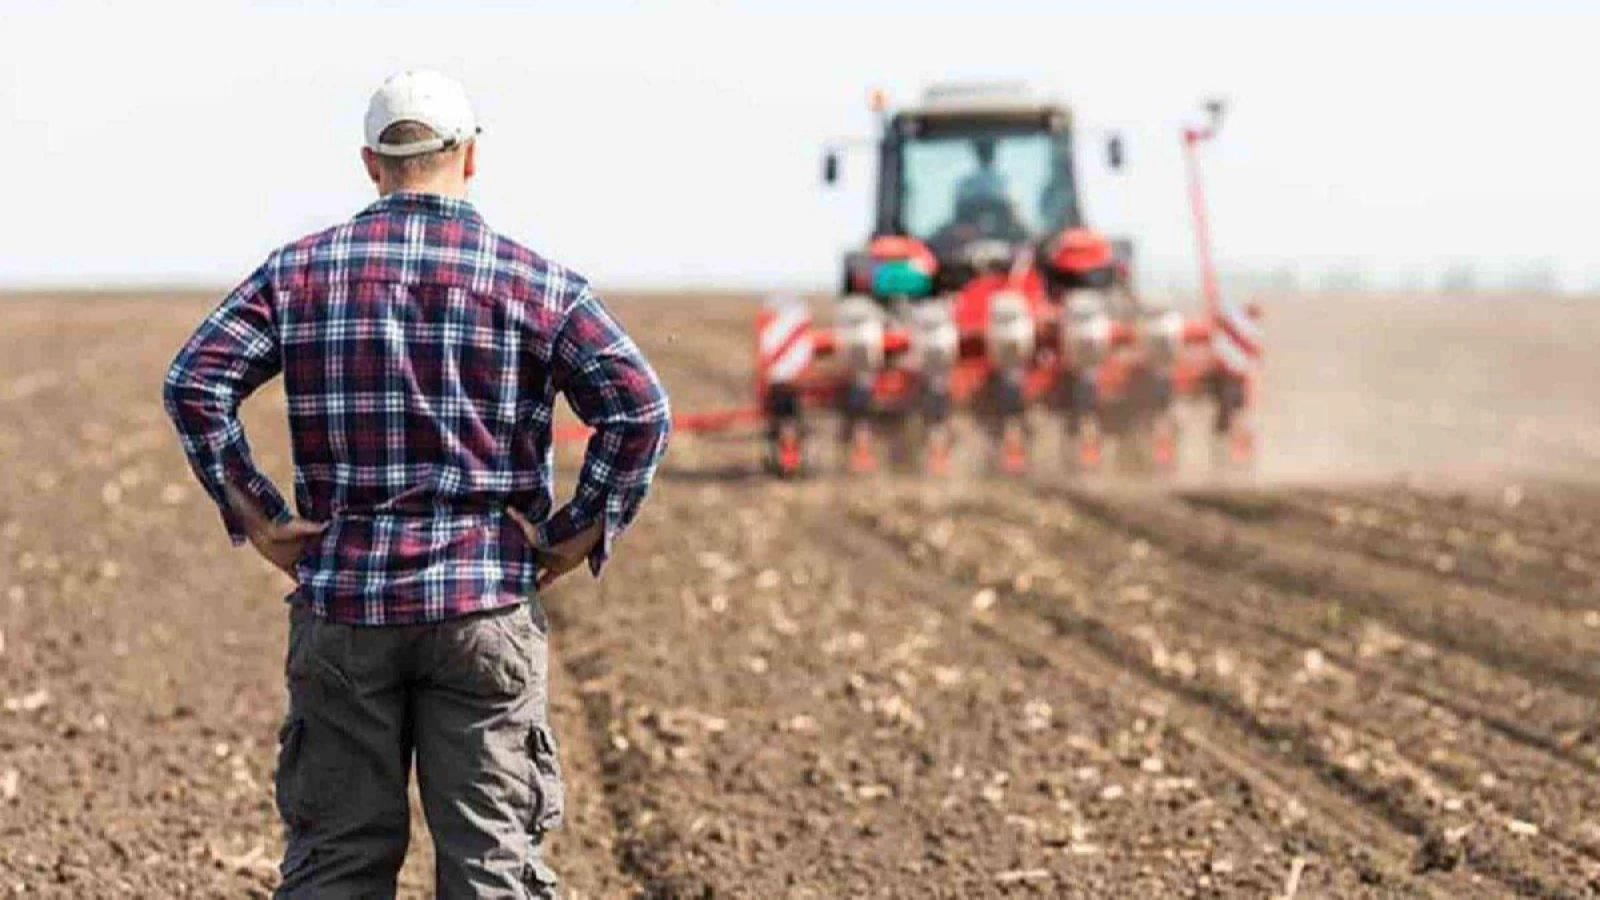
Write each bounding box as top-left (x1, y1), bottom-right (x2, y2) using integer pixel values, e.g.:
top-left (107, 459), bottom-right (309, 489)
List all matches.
top-left (162, 264), bottom-right (297, 547)
top-left (525, 285), bottom-right (670, 582)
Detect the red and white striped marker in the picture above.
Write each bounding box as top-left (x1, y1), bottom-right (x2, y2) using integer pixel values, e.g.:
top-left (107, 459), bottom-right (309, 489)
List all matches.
top-left (1210, 299), bottom-right (1262, 378)
top-left (756, 296), bottom-right (814, 388)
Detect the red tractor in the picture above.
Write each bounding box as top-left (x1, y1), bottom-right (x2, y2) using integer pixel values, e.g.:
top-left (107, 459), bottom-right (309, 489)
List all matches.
top-left (756, 84), bottom-right (1261, 477)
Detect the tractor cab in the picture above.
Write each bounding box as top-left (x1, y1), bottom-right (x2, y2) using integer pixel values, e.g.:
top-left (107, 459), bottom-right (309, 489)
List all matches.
top-left (826, 84), bottom-right (1118, 296)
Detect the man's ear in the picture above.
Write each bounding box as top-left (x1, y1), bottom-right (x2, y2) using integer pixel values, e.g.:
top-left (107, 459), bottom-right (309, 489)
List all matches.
top-left (361, 147), bottom-right (382, 187)
top-left (463, 141), bottom-right (477, 181)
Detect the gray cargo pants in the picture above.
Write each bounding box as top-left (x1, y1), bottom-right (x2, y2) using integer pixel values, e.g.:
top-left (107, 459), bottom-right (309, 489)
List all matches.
top-left (273, 601), bottom-right (564, 898)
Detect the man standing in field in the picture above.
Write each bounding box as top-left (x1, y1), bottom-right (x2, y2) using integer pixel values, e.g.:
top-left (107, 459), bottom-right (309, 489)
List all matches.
top-left (162, 70), bottom-right (670, 897)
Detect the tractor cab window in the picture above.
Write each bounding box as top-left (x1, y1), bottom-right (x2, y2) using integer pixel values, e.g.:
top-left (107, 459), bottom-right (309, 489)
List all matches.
top-left (898, 129), bottom-right (1073, 251)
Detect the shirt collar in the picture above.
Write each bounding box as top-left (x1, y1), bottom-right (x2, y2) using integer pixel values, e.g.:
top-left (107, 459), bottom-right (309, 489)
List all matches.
top-left (358, 191), bottom-right (483, 223)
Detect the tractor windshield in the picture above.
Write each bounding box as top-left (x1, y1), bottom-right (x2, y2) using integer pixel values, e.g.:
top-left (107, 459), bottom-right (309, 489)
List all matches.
top-left (897, 128), bottom-right (1075, 249)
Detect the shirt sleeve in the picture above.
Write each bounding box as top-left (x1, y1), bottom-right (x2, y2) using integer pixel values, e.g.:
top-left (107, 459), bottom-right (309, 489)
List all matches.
top-left (532, 285), bottom-right (671, 574)
top-left (162, 263), bottom-right (291, 545)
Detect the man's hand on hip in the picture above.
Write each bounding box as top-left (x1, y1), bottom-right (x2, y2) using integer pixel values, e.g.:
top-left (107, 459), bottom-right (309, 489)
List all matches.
top-left (224, 483), bottom-right (326, 578)
top-left (506, 509), bottom-right (602, 589)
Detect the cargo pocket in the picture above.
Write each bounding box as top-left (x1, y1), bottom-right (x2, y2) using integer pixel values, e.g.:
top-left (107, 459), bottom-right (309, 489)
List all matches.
top-left (526, 724), bottom-right (565, 836)
top-left (522, 856), bottom-right (560, 898)
top-left (273, 716), bottom-right (347, 833)
top-left (274, 718), bottom-right (309, 830)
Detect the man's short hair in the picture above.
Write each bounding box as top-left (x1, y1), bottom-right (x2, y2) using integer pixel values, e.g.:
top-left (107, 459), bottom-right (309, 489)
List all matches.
top-left (374, 121), bottom-right (458, 179)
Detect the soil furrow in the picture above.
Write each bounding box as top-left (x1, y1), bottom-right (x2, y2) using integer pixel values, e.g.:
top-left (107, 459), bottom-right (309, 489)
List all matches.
top-left (1405, 483), bottom-right (1600, 542)
top-left (1308, 487), bottom-right (1600, 578)
top-left (931, 484), bottom-right (1600, 883)
top-left (1177, 488), bottom-right (1598, 615)
top-left (966, 486), bottom-right (1600, 775)
top-left (545, 632), bottom-right (649, 899)
top-left (846, 489), bottom-right (1593, 896)
top-left (1040, 484), bottom-right (1600, 699)
top-left (835, 492), bottom-right (1490, 897)
top-left (539, 458), bottom-right (1415, 895)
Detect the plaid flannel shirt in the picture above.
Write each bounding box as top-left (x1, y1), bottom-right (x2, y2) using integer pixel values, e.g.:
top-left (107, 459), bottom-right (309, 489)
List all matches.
top-left (163, 192), bottom-right (670, 624)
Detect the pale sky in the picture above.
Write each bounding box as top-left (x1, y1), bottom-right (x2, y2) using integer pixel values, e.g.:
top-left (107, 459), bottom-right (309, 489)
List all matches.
top-left (3, 1), bottom-right (1597, 292)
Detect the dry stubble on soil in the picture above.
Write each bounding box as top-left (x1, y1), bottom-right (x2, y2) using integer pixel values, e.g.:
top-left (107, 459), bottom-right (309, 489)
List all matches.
top-left (0, 290), bottom-right (1597, 898)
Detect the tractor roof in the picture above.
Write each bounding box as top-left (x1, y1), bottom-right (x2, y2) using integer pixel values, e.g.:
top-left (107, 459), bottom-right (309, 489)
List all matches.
top-left (909, 82), bottom-right (1069, 119)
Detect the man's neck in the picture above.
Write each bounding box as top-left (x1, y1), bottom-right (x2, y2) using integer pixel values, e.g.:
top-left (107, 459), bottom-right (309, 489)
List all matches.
top-left (379, 180), bottom-right (468, 200)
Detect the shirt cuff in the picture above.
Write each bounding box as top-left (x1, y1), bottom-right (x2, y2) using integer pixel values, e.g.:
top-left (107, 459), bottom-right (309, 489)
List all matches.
top-left (530, 498), bottom-right (617, 576)
top-left (217, 468), bottom-right (292, 546)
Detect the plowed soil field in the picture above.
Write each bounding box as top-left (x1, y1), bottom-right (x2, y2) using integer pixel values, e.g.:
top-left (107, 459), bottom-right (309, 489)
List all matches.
top-left (1, 291), bottom-right (1597, 898)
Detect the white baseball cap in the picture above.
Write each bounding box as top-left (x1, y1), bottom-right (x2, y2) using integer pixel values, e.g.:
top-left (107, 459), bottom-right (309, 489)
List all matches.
top-left (364, 70), bottom-right (481, 158)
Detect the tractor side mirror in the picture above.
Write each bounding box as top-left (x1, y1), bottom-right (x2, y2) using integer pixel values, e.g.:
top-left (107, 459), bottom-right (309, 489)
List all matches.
top-left (823, 151), bottom-right (840, 186)
top-left (1107, 135), bottom-right (1125, 171)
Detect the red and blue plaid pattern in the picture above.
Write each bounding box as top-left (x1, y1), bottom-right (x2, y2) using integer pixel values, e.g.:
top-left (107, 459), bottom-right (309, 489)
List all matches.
top-left (164, 192), bottom-right (670, 624)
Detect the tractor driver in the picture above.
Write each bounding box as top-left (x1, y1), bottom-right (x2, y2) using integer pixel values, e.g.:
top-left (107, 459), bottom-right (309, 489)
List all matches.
top-left (955, 137), bottom-right (1010, 208)
top-left (947, 137), bottom-right (1027, 243)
